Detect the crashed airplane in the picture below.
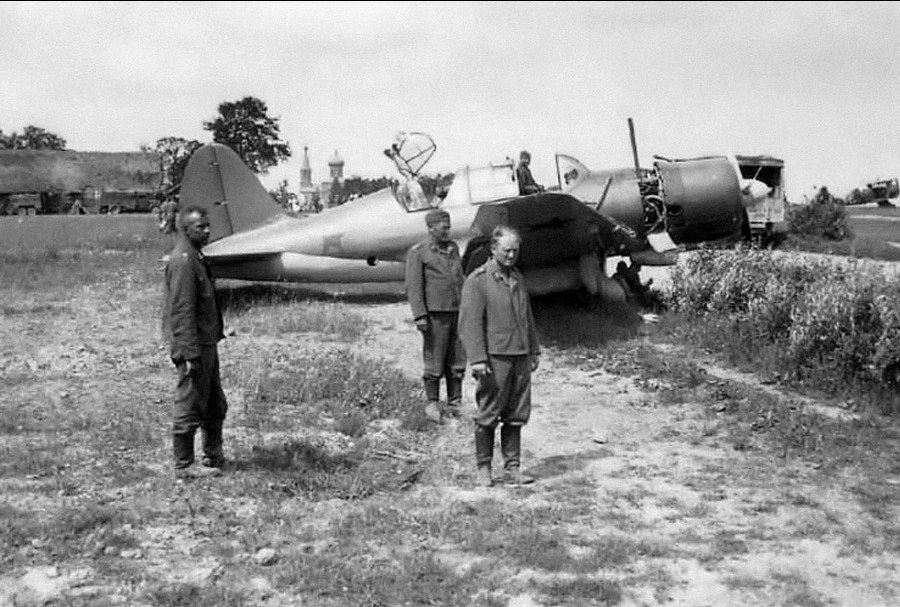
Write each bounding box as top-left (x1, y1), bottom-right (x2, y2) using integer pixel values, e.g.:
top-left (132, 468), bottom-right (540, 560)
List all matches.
top-left (179, 125), bottom-right (748, 298)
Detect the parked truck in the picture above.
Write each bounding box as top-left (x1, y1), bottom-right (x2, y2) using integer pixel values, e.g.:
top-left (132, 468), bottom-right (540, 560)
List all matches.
top-left (735, 154), bottom-right (788, 247)
top-left (846, 177), bottom-right (899, 207)
top-left (0, 192), bottom-right (42, 215)
top-left (0, 150), bottom-right (163, 214)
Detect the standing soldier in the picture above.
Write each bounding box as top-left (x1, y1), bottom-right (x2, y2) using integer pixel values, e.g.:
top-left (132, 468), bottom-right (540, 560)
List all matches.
top-left (159, 196), bottom-right (179, 235)
top-left (405, 208), bottom-right (467, 423)
top-left (162, 206), bottom-right (228, 478)
top-left (459, 226), bottom-right (541, 487)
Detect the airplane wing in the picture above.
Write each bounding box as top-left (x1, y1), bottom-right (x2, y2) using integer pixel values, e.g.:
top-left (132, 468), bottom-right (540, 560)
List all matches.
top-left (179, 134), bottom-right (746, 297)
top-left (458, 191), bottom-right (663, 295)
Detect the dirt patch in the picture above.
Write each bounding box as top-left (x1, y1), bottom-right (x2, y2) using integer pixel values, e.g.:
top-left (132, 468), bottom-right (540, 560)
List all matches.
top-left (359, 300), bottom-right (900, 606)
top-left (2, 272), bottom-right (898, 606)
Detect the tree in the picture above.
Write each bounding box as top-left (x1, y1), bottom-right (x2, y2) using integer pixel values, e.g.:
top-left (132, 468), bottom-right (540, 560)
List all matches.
top-left (155, 137), bottom-right (202, 188)
top-left (341, 176), bottom-right (392, 199)
top-left (202, 96), bottom-right (291, 173)
top-left (0, 125), bottom-right (67, 150)
top-left (268, 179), bottom-right (299, 212)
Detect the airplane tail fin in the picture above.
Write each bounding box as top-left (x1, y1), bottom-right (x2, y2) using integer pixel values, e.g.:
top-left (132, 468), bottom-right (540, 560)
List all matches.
top-left (179, 143), bottom-right (284, 242)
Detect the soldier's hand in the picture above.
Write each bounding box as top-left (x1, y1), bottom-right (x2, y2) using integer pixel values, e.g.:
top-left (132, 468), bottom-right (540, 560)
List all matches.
top-left (471, 362), bottom-right (490, 379)
top-left (414, 317), bottom-right (430, 332)
top-left (184, 358), bottom-right (200, 378)
top-left (531, 355), bottom-right (540, 372)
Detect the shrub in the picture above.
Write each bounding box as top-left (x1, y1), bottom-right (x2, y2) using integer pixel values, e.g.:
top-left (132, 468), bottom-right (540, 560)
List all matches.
top-left (788, 187), bottom-right (853, 241)
top-left (667, 250), bottom-right (900, 396)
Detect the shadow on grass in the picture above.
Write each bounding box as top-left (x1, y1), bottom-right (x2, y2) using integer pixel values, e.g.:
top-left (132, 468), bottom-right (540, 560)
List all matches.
top-left (237, 440), bottom-right (425, 500)
top-left (526, 448), bottom-right (615, 483)
top-left (531, 291), bottom-right (646, 350)
top-left (216, 281), bottom-right (407, 313)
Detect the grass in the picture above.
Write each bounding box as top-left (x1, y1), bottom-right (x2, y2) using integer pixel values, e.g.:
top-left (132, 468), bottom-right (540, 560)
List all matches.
top-left (2, 215), bottom-right (899, 605)
top-left (783, 206), bottom-right (900, 261)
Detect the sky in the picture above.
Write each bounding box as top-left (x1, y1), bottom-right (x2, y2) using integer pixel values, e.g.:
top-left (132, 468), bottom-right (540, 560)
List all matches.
top-left (2, 1), bottom-right (898, 202)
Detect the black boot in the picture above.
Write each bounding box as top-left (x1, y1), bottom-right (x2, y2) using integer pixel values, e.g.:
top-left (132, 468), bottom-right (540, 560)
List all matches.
top-left (446, 376), bottom-right (463, 418)
top-left (501, 424), bottom-right (534, 485)
top-left (201, 425), bottom-right (224, 468)
top-left (475, 424), bottom-right (495, 487)
top-left (173, 431), bottom-right (195, 470)
top-left (424, 378), bottom-right (442, 422)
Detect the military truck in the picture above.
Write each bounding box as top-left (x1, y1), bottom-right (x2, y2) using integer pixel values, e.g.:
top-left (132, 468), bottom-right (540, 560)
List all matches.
top-left (866, 178), bottom-right (898, 207)
top-left (0, 192), bottom-right (42, 215)
top-left (0, 150), bottom-right (163, 214)
top-left (735, 154), bottom-right (788, 247)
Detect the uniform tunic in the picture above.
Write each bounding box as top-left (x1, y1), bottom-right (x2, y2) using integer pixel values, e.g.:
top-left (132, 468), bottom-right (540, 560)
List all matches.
top-left (405, 239), bottom-right (467, 381)
top-left (458, 259), bottom-right (541, 427)
top-left (516, 162), bottom-right (541, 195)
top-left (162, 237), bottom-right (227, 468)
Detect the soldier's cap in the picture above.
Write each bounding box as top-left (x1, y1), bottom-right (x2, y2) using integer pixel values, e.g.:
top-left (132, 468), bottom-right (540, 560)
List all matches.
top-left (425, 208), bottom-right (450, 226)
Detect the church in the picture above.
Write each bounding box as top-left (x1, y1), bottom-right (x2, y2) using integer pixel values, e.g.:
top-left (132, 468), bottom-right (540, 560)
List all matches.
top-left (297, 146), bottom-right (345, 210)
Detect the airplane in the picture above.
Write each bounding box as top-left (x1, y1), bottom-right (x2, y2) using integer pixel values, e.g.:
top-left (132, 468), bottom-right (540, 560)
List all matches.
top-left (179, 124), bottom-right (747, 300)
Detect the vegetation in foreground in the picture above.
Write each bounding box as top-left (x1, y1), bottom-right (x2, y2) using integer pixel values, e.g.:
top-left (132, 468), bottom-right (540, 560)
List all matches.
top-left (665, 248), bottom-right (900, 411)
top-left (1, 215), bottom-right (898, 606)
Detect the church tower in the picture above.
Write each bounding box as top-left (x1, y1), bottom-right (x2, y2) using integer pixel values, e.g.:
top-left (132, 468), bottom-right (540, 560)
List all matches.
top-left (300, 146), bottom-right (312, 187)
top-left (328, 150), bottom-right (344, 180)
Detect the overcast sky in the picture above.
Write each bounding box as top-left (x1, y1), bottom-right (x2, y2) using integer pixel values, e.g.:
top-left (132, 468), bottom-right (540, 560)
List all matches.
top-left (2, 1), bottom-right (898, 201)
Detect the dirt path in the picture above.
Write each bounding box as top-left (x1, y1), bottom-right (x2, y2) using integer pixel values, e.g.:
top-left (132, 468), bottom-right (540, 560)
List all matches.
top-left (359, 300), bottom-right (900, 606)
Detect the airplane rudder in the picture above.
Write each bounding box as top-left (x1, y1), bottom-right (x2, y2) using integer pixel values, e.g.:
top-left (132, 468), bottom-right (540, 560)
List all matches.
top-left (180, 143), bottom-right (285, 241)
top-left (179, 144), bottom-right (233, 241)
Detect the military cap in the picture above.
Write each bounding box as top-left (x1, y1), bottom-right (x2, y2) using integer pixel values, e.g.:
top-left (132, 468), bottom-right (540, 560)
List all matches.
top-left (425, 208), bottom-right (450, 226)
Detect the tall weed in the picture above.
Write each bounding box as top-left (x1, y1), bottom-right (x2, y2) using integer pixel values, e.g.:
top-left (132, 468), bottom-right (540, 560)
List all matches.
top-left (667, 250), bottom-right (900, 398)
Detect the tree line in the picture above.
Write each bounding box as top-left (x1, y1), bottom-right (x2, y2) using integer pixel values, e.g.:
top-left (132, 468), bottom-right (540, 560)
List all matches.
top-left (4, 96), bottom-right (450, 212)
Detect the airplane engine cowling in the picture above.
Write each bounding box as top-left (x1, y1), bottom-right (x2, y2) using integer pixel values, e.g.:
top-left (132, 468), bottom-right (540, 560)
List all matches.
top-left (654, 157), bottom-right (744, 245)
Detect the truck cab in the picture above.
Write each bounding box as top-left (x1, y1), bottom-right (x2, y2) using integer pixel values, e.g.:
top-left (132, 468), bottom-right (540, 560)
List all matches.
top-left (735, 154), bottom-right (787, 247)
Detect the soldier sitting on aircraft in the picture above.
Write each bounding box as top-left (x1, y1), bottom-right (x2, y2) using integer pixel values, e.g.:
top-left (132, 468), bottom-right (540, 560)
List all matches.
top-left (516, 150), bottom-right (544, 195)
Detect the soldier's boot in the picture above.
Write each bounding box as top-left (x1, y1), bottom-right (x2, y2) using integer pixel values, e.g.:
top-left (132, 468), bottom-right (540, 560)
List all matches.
top-left (424, 378), bottom-right (442, 423)
top-left (200, 426), bottom-right (225, 469)
top-left (475, 424), bottom-right (495, 487)
top-left (173, 431), bottom-right (195, 471)
top-left (501, 424), bottom-right (534, 486)
top-left (445, 376), bottom-right (464, 419)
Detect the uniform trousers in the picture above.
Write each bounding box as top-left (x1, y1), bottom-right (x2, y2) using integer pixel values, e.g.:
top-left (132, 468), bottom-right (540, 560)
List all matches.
top-left (473, 354), bottom-right (532, 428)
top-left (421, 311), bottom-right (466, 383)
top-left (172, 345), bottom-right (228, 469)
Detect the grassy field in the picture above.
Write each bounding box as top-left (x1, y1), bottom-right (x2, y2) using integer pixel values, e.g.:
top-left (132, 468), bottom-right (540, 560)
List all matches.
top-left (787, 204), bottom-right (900, 261)
top-left (2, 216), bottom-right (899, 606)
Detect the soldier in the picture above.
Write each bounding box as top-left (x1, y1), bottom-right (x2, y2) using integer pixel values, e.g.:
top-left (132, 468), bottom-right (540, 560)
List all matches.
top-left (159, 197), bottom-right (179, 235)
top-left (405, 208), bottom-right (467, 423)
top-left (459, 226), bottom-right (541, 487)
top-left (162, 206), bottom-right (228, 479)
top-left (515, 150), bottom-right (544, 195)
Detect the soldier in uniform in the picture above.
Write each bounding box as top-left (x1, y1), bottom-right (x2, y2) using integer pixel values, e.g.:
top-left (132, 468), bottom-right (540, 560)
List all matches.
top-left (459, 226), bottom-right (541, 487)
top-left (405, 208), bottom-right (467, 422)
top-left (159, 197), bottom-right (179, 235)
top-left (162, 206), bottom-right (228, 478)
top-left (515, 151), bottom-right (544, 195)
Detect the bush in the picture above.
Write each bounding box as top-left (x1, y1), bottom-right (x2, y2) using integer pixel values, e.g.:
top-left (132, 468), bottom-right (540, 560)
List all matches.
top-left (788, 187), bottom-right (853, 241)
top-left (666, 250), bottom-right (900, 395)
